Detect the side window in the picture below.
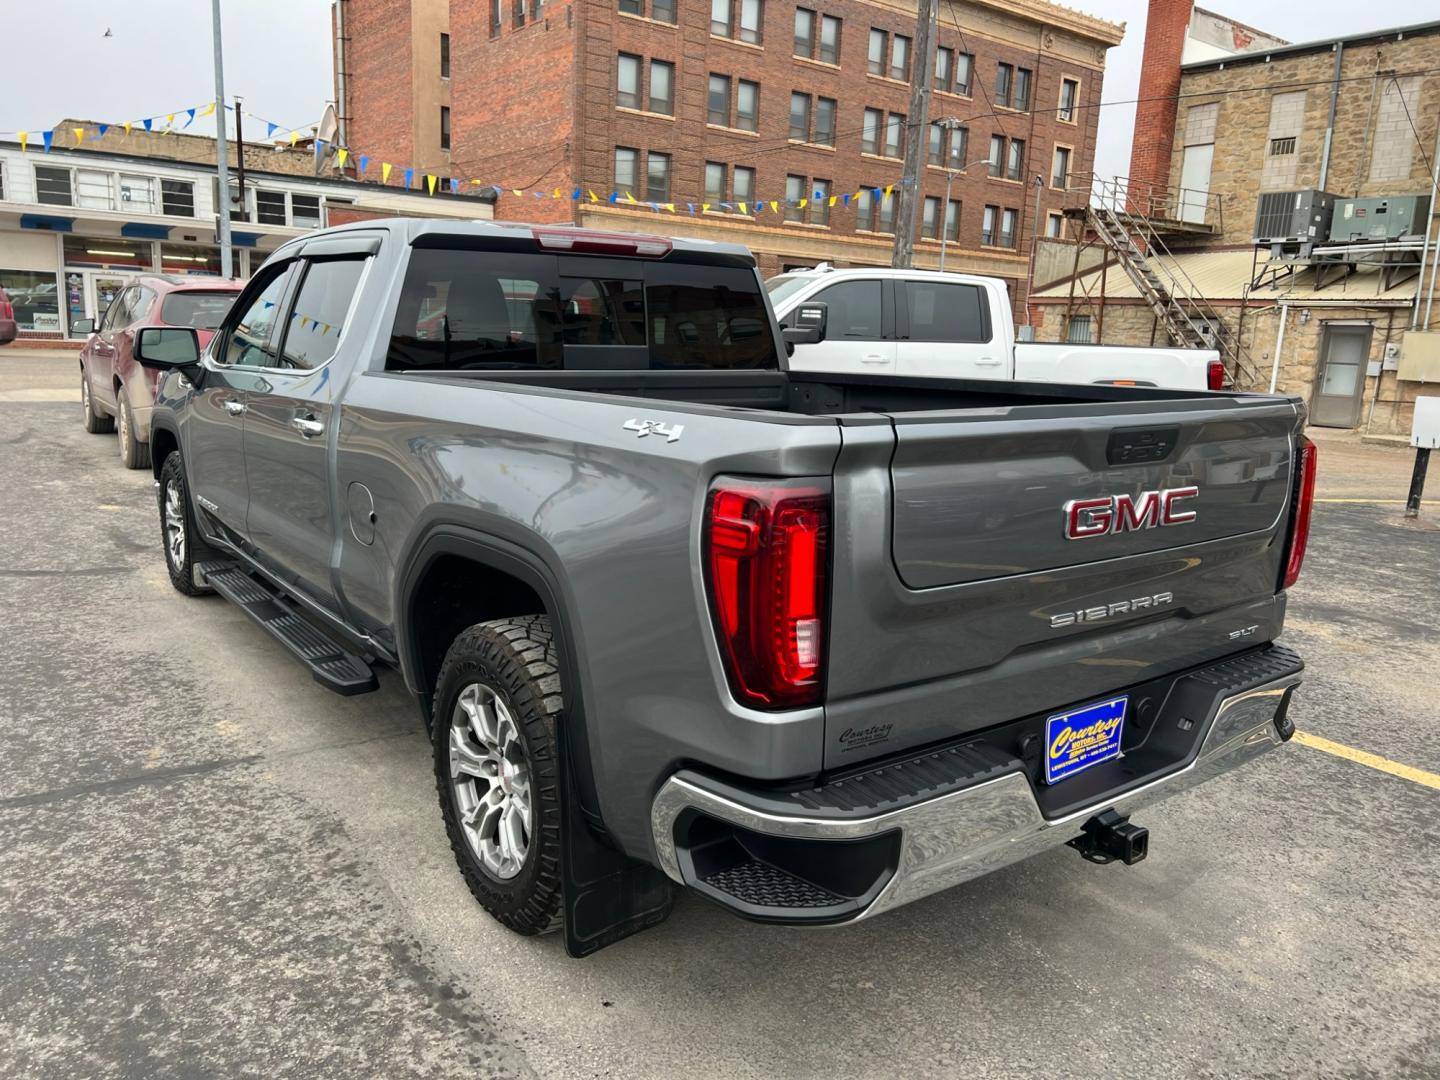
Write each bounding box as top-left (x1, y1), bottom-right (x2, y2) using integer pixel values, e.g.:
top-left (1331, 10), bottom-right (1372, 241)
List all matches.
top-left (219, 264), bottom-right (295, 368)
top-left (276, 258), bottom-right (368, 370)
top-left (904, 282), bottom-right (990, 344)
top-left (812, 280), bottom-right (883, 340)
top-left (127, 287), bottom-right (156, 326)
top-left (100, 287), bottom-right (132, 331)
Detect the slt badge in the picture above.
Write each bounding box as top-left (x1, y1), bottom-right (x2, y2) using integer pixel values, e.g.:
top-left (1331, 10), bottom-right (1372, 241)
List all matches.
top-left (624, 418), bottom-right (684, 443)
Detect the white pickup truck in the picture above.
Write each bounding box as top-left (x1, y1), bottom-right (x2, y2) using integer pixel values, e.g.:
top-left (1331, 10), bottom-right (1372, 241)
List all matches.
top-left (767, 267), bottom-right (1224, 391)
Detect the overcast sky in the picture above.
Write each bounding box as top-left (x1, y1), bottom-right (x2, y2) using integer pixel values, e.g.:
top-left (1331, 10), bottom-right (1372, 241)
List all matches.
top-left (2, 0), bottom-right (1438, 182)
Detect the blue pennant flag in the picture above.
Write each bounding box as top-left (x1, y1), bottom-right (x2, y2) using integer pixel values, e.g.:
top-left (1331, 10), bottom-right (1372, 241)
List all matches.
top-left (314, 138), bottom-right (325, 159)
top-left (608, 191), bottom-right (619, 204)
top-left (449, 178), bottom-right (458, 193)
top-left (843, 193), bottom-right (852, 205)
top-left (267, 122), bottom-right (278, 139)
top-left (357, 154), bottom-right (369, 176)
top-left (142, 118), bottom-right (152, 132)
top-left (42, 130), bottom-right (53, 152)
top-left (814, 189), bottom-right (824, 200)
top-left (403, 168), bottom-right (413, 189)
top-left (98, 123), bottom-right (109, 137)
top-left (720, 202), bottom-right (733, 211)
top-left (571, 187), bottom-right (582, 200)
top-left (185, 108), bottom-right (196, 127)
top-left (687, 203), bottom-right (695, 215)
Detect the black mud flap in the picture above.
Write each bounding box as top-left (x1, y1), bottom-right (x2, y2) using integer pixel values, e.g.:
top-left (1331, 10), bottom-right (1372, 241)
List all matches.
top-left (557, 722), bottom-right (674, 958)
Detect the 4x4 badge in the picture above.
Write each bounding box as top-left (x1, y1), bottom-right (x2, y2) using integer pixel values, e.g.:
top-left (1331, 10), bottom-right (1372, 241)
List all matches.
top-left (624, 418), bottom-right (684, 443)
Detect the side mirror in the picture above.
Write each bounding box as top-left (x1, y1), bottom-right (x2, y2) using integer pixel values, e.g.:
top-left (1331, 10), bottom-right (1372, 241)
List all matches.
top-left (134, 326), bottom-right (201, 369)
top-left (72, 318), bottom-right (96, 335)
top-left (782, 301), bottom-right (828, 347)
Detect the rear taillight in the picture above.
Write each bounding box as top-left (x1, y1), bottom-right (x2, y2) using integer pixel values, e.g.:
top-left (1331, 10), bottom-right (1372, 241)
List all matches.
top-left (531, 227), bottom-right (672, 257)
top-left (705, 479), bottom-right (829, 709)
top-left (1281, 436), bottom-right (1317, 589)
top-left (1207, 360), bottom-right (1226, 391)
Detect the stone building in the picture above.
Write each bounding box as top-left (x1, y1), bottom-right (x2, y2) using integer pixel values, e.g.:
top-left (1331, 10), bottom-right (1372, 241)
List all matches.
top-left (1032, 1), bottom-right (1440, 436)
top-left (333, 0), bottom-right (1125, 316)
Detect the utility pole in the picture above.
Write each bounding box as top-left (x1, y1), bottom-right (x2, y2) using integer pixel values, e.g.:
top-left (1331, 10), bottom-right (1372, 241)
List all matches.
top-left (233, 96), bottom-right (247, 212)
top-left (890, 0), bottom-right (939, 268)
top-left (210, 0), bottom-right (233, 277)
top-left (1022, 174), bottom-right (1044, 339)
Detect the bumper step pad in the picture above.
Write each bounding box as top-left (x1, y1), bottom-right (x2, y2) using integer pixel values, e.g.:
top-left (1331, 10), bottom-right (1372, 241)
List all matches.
top-left (701, 860), bottom-right (845, 910)
top-left (199, 561), bottom-right (378, 696)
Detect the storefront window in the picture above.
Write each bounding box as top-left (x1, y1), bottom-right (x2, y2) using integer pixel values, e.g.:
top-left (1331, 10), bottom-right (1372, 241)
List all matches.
top-left (160, 243), bottom-right (240, 278)
top-left (0, 270), bottom-right (61, 333)
top-left (62, 236), bottom-right (152, 271)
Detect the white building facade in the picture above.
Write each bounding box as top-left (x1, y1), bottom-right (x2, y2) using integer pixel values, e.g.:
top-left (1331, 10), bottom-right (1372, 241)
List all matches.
top-left (0, 141), bottom-right (493, 341)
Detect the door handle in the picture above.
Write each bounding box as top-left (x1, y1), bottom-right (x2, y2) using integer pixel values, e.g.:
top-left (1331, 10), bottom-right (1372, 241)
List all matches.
top-left (975, 358), bottom-right (1004, 367)
top-left (222, 399), bottom-right (247, 416)
top-left (861, 354), bottom-right (890, 363)
top-left (292, 416), bottom-right (325, 438)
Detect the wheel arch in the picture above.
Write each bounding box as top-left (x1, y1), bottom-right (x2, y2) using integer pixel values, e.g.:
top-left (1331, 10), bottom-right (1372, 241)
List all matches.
top-left (148, 420), bottom-right (180, 481)
top-left (396, 525), bottom-right (604, 821)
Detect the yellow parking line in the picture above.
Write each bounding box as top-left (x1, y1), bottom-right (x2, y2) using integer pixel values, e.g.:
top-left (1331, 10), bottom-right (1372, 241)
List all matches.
top-left (1292, 730), bottom-right (1440, 791)
top-left (1314, 498), bottom-right (1408, 504)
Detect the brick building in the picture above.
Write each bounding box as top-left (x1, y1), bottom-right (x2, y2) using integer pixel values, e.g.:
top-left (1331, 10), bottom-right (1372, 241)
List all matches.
top-left (334, 0), bottom-right (1124, 314)
top-left (1032, 2), bottom-right (1440, 436)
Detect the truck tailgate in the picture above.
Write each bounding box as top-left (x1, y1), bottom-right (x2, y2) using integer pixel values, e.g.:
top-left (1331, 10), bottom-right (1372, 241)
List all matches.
top-left (823, 397), bottom-right (1301, 768)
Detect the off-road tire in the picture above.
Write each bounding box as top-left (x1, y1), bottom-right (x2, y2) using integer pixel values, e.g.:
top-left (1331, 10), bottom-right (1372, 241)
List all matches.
top-left (118, 389), bottom-right (151, 470)
top-left (433, 616), bottom-right (564, 936)
top-left (82, 367), bottom-right (114, 434)
top-left (158, 451), bottom-right (218, 597)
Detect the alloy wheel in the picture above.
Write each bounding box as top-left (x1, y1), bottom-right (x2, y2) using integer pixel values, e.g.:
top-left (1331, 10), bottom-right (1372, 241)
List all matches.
top-left (448, 682), bottom-right (533, 881)
top-left (163, 477), bottom-right (186, 568)
top-left (118, 397), bottom-right (129, 457)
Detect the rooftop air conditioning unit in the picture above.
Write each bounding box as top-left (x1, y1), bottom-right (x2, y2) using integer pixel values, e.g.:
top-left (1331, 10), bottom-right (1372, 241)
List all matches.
top-left (1328, 195), bottom-right (1433, 243)
top-left (1254, 190), bottom-right (1338, 250)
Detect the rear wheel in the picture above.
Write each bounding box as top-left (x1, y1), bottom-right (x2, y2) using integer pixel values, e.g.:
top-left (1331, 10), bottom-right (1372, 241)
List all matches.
top-left (433, 616), bottom-right (564, 936)
top-left (81, 368), bottom-right (113, 434)
top-left (158, 451), bottom-right (216, 596)
top-left (117, 389), bottom-right (151, 470)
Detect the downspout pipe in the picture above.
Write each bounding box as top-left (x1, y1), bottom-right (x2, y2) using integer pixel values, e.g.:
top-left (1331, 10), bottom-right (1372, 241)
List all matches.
top-left (1270, 303), bottom-right (1290, 395)
top-left (1424, 101), bottom-right (1440, 329)
top-left (1318, 42), bottom-right (1345, 193)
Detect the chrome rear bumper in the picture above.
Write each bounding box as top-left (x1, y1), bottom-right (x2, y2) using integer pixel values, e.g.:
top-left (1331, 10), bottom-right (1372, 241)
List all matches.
top-left (650, 671), bottom-right (1301, 923)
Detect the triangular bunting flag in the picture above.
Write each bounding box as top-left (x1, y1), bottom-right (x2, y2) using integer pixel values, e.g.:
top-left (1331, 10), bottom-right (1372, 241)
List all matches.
top-left (290, 131), bottom-right (299, 147)
top-left (798, 198), bottom-right (808, 209)
top-left (142, 118), bottom-right (152, 132)
top-left (514, 189), bottom-right (524, 197)
top-left (702, 203), bottom-right (711, 212)
top-left (185, 108), bottom-right (196, 127)
top-left (664, 203), bottom-right (675, 212)
top-left (382, 162), bottom-right (393, 183)
top-left (829, 196), bottom-right (837, 206)
top-left (588, 190), bottom-right (599, 202)
top-left (552, 188), bottom-right (561, 198)
top-left (608, 192), bottom-right (619, 203)
top-left (200, 102), bottom-right (215, 118)
top-left (404, 168), bottom-right (414, 190)
top-left (18, 132), bottom-right (27, 153)
top-left (166, 113), bottom-right (175, 127)
top-left (769, 201), bottom-right (778, 213)
top-left (687, 203), bottom-right (696, 215)
top-left (42, 131), bottom-right (53, 152)
top-left (426, 174), bottom-right (436, 195)
top-left (625, 191), bottom-right (637, 204)
top-left (358, 155), bottom-right (369, 176)
top-left (123, 121), bottom-right (132, 135)
top-left (98, 123), bottom-right (109, 137)
top-left (267, 122), bottom-right (278, 138)
top-left (738, 202), bottom-right (747, 214)
top-left (884, 185), bottom-right (893, 198)
top-left (337, 148), bottom-right (349, 168)
top-left (571, 188), bottom-right (582, 200)
top-left (73, 127), bottom-right (84, 145)
top-left (450, 178), bottom-right (459, 193)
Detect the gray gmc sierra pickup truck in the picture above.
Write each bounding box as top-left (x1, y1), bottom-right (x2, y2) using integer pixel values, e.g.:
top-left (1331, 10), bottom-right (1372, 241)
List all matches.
top-left (135, 219), bottom-right (1315, 956)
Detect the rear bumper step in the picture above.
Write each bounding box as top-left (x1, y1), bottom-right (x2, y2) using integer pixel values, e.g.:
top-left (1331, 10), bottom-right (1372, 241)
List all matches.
top-left (651, 645), bottom-right (1303, 925)
top-left (199, 561), bottom-right (378, 696)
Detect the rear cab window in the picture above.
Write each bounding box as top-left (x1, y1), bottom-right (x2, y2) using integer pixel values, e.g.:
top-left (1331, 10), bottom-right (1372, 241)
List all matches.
top-left (386, 243), bottom-right (778, 372)
top-left (161, 292), bottom-right (237, 330)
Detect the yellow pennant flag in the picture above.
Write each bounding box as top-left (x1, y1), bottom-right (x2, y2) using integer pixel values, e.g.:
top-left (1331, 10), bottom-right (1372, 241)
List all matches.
top-left (588, 190), bottom-right (599, 202)
top-left (884, 185), bottom-right (893, 198)
top-left (166, 113), bottom-right (175, 127)
top-left (828, 196), bottom-right (837, 206)
top-left (123, 121), bottom-right (132, 136)
top-left (664, 203), bottom-right (675, 212)
top-left (18, 131), bottom-right (27, 153)
top-left (471, 179), bottom-right (483, 185)
top-left (426, 174), bottom-right (437, 195)
top-left (337, 148), bottom-right (348, 168)
top-left (738, 202), bottom-right (748, 214)
top-left (701, 203), bottom-right (711, 212)
top-left (625, 191), bottom-right (637, 204)
top-left (769, 201), bottom-right (778, 213)
top-left (200, 101), bottom-right (215, 118)
top-left (512, 188), bottom-right (523, 197)
top-left (382, 162), bottom-right (393, 183)
top-left (73, 127), bottom-right (84, 145)
top-left (553, 188), bottom-right (562, 198)
top-left (798, 198), bottom-right (808, 209)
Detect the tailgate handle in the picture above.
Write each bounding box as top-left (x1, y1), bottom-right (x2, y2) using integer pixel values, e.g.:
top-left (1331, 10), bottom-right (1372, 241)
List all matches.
top-left (1107, 427), bottom-right (1179, 466)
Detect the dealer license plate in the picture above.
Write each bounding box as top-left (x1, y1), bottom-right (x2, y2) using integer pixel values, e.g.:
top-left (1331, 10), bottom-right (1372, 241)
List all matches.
top-left (1043, 696), bottom-right (1127, 785)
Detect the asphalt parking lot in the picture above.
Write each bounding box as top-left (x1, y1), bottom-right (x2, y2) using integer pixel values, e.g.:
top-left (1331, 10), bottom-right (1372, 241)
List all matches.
top-left (2, 351), bottom-right (1437, 1079)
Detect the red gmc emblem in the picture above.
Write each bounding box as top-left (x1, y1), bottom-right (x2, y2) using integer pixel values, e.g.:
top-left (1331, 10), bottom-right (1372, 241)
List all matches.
top-left (1064, 486), bottom-right (1199, 540)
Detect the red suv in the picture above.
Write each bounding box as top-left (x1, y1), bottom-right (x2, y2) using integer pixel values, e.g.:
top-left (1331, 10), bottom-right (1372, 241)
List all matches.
top-left (78, 275), bottom-right (242, 468)
top-left (0, 287), bottom-right (17, 346)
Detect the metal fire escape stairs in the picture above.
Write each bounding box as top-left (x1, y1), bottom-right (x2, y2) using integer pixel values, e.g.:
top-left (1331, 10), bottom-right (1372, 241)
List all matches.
top-left (1083, 199), bottom-right (1263, 389)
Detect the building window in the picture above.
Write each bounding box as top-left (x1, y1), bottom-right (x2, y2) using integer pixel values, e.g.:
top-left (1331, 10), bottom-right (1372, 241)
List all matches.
top-left (982, 205), bottom-right (999, 246)
top-left (988, 135), bottom-right (1005, 177)
top-left (621, 0), bottom-right (675, 21)
top-left (118, 174), bottom-right (154, 213)
top-left (291, 194), bottom-right (321, 227)
top-left (996, 64), bottom-right (1013, 108)
top-left (256, 189), bottom-right (287, 225)
top-left (1001, 208), bottom-right (1018, 248)
top-left (1052, 146), bottom-right (1071, 189)
top-left (928, 125), bottom-right (944, 167)
top-left (619, 0), bottom-right (642, 12)
top-left (936, 48), bottom-right (952, 93)
top-left (736, 79), bottom-right (759, 131)
top-left (929, 123), bottom-right (966, 169)
top-left (812, 178), bottom-right (831, 226)
top-left (713, 0), bottom-right (761, 43)
top-left (858, 187), bottom-right (894, 233)
top-left (790, 92), bottom-right (812, 141)
top-left (705, 161), bottom-right (727, 203)
top-left (1270, 137), bottom-right (1296, 156)
top-left (708, 74), bottom-right (731, 126)
top-left (513, 0), bottom-right (525, 29)
top-left (922, 196), bottom-right (940, 239)
top-left (491, 0), bottom-right (502, 35)
top-left (161, 179), bottom-right (194, 217)
top-left (1059, 78), bottom-right (1078, 122)
top-left (794, 7), bottom-right (815, 57)
top-left (440, 106), bottom-right (451, 150)
top-left (944, 199), bottom-right (961, 241)
top-left (649, 60), bottom-right (674, 114)
top-left (1264, 89), bottom-right (1307, 188)
top-left (818, 15), bottom-right (839, 63)
top-left (1014, 68), bottom-right (1032, 112)
top-left (615, 146), bottom-right (638, 192)
top-left (1006, 140), bottom-right (1025, 181)
top-left (815, 96), bottom-right (836, 145)
top-left (862, 108), bottom-right (882, 154)
top-left (733, 166), bottom-right (755, 203)
top-left (35, 165), bottom-right (72, 206)
top-left (440, 32), bottom-right (450, 78)
top-left (1046, 212), bottom-right (1065, 238)
top-left (647, 152), bottom-right (671, 202)
top-left (867, 29), bottom-right (885, 76)
top-left (617, 53), bottom-right (641, 109)
top-left (785, 175), bottom-right (806, 222)
top-left (890, 34), bottom-right (910, 81)
top-left (955, 52), bottom-right (973, 96)
top-left (884, 112), bottom-right (905, 158)
top-left (1067, 315), bottom-right (1092, 344)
